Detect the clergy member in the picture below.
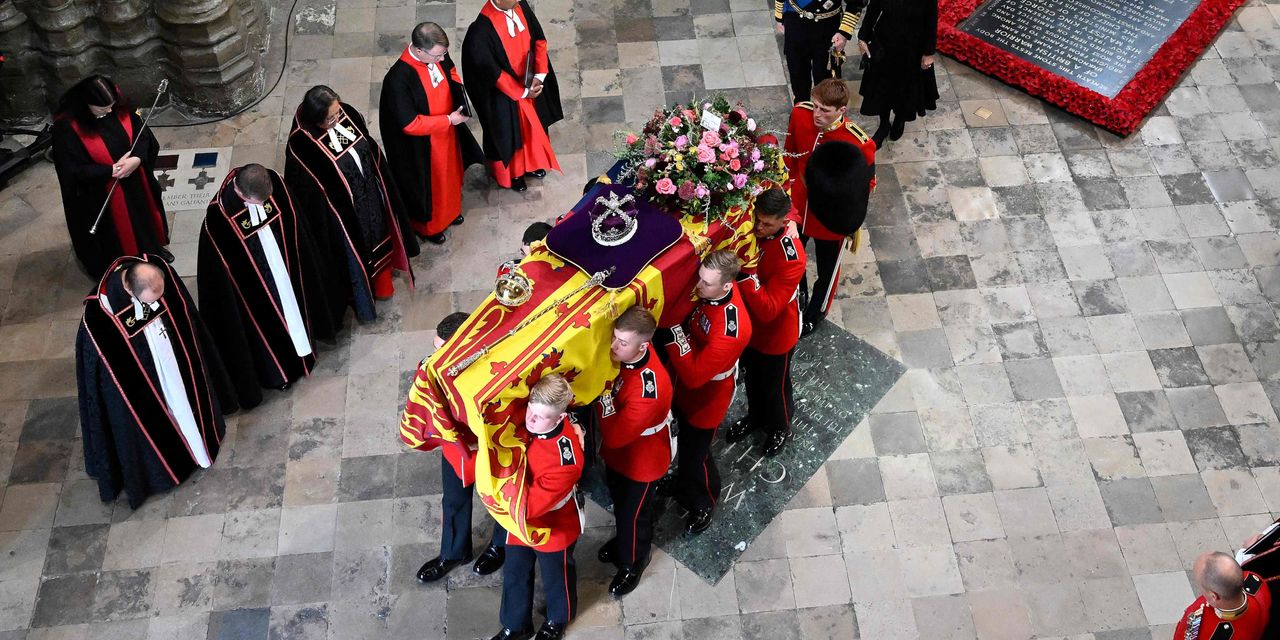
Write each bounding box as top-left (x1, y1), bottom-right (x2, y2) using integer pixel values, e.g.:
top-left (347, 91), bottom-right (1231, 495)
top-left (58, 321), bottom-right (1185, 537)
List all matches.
top-left (197, 164), bottom-right (339, 409)
top-left (462, 0), bottom-right (563, 193)
top-left (380, 22), bottom-right (484, 245)
top-left (52, 75), bottom-right (173, 277)
top-left (285, 85), bottom-right (418, 324)
top-left (77, 256), bottom-right (237, 508)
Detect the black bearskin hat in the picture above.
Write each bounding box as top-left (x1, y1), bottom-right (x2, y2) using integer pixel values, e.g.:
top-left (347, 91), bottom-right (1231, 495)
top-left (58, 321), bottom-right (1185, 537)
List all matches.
top-left (804, 140), bottom-right (874, 236)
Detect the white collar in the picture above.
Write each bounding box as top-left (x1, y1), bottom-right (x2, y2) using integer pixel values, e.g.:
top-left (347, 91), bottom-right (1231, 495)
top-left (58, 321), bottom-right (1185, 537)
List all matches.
top-left (131, 296), bottom-right (160, 321)
top-left (490, 0), bottom-right (525, 37)
top-left (327, 123), bottom-right (356, 152)
top-left (247, 202), bottom-right (268, 225)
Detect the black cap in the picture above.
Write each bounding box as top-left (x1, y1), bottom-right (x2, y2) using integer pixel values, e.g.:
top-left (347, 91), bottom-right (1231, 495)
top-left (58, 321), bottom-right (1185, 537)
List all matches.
top-left (804, 140), bottom-right (875, 236)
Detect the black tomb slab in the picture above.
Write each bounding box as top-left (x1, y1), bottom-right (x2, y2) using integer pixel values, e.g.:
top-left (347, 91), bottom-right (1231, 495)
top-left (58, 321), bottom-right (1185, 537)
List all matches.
top-left (583, 321), bottom-right (906, 584)
top-left (959, 0), bottom-right (1200, 98)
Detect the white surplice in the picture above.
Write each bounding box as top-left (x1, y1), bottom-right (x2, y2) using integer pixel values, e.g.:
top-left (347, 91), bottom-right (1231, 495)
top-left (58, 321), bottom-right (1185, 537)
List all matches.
top-left (247, 203), bottom-right (312, 358)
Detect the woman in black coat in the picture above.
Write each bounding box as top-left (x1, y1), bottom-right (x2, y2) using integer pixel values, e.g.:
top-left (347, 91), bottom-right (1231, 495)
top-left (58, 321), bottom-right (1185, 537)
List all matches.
top-left (857, 0), bottom-right (940, 146)
top-left (52, 75), bottom-right (173, 278)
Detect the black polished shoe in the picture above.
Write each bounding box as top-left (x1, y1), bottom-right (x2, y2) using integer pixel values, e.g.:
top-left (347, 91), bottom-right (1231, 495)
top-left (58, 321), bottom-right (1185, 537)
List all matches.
top-left (156, 247), bottom-right (176, 264)
top-left (451, 214), bottom-right (465, 226)
top-left (510, 177), bottom-right (528, 192)
top-left (490, 628), bottom-right (534, 640)
top-left (534, 621), bottom-right (566, 640)
top-left (526, 169), bottom-right (547, 179)
top-left (417, 555), bottom-right (471, 582)
top-left (598, 538), bottom-right (617, 564)
top-left (685, 507), bottom-right (714, 535)
top-left (425, 232), bottom-right (447, 245)
top-left (763, 430), bottom-right (791, 458)
top-left (472, 544), bottom-right (505, 576)
top-left (889, 117), bottom-right (906, 141)
top-left (800, 321), bottom-right (817, 338)
top-left (274, 382), bottom-right (290, 392)
top-left (609, 561), bottom-right (648, 596)
top-left (655, 474), bottom-right (678, 498)
top-left (725, 416), bottom-right (754, 444)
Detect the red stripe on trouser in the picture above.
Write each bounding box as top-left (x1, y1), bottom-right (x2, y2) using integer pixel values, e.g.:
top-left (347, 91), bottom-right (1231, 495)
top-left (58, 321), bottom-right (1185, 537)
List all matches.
top-left (820, 264), bottom-right (840, 314)
top-left (561, 550), bottom-right (573, 621)
top-left (780, 351), bottom-right (792, 434)
top-left (703, 427), bottom-right (717, 507)
top-left (630, 483), bottom-right (649, 563)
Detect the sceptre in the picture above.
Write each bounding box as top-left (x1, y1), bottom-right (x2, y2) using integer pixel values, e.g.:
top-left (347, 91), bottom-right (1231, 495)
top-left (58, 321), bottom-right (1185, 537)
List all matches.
top-left (89, 78), bottom-right (170, 235)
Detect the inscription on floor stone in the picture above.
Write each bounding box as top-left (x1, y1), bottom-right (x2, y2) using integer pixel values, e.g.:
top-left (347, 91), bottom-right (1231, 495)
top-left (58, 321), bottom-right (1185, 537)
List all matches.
top-left (960, 0), bottom-right (1199, 97)
top-left (584, 322), bottom-right (906, 584)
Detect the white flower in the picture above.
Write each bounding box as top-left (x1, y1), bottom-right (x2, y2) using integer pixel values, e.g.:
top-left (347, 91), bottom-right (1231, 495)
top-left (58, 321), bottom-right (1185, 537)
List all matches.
top-left (747, 118), bottom-right (756, 132)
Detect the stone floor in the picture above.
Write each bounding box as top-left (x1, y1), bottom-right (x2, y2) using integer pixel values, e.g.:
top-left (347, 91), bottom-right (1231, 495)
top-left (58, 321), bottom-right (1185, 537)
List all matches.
top-left (4, 0), bottom-right (1280, 637)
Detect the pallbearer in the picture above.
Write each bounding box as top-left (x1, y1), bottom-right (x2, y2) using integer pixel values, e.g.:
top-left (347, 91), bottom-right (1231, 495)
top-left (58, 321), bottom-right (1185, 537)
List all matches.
top-left (594, 306), bottom-right (674, 596)
top-left (77, 256), bottom-right (237, 508)
top-left (284, 85), bottom-right (418, 324)
top-left (52, 75), bottom-right (173, 277)
top-left (492, 374), bottom-right (584, 640)
top-left (659, 250), bottom-right (753, 535)
top-left (197, 164), bottom-right (339, 409)
top-left (727, 188), bottom-right (807, 457)
top-left (380, 21), bottom-right (484, 245)
top-left (462, 0), bottom-right (563, 193)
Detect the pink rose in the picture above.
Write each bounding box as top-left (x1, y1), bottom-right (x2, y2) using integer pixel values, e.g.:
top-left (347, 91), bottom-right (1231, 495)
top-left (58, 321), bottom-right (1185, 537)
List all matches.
top-left (753, 160), bottom-right (765, 171)
top-left (625, 133), bottom-right (638, 145)
top-left (675, 135), bottom-right (689, 150)
top-left (751, 147), bottom-right (761, 162)
top-left (677, 180), bottom-right (697, 201)
top-left (732, 174), bottom-right (749, 189)
top-left (729, 158), bottom-right (741, 171)
top-left (668, 116), bottom-right (683, 128)
top-left (644, 158), bottom-right (657, 168)
top-left (723, 142), bottom-right (740, 158)
top-left (696, 145), bottom-right (716, 163)
top-left (655, 178), bottom-right (677, 195)
top-left (695, 183), bottom-right (710, 199)
top-left (701, 130), bottom-right (721, 147)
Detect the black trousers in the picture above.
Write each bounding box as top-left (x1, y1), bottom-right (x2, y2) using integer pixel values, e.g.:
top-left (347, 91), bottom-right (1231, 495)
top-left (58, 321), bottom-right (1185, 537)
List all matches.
top-left (440, 459), bottom-right (506, 561)
top-left (605, 467), bottom-right (659, 569)
top-left (500, 543), bottom-right (578, 630)
top-left (798, 234), bottom-right (843, 323)
top-left (741, 347), bottom-right (796, 435)
top-left (676, 421), bottom-right (721, 512)
top-left (783, 13), bottom-right (844, 103)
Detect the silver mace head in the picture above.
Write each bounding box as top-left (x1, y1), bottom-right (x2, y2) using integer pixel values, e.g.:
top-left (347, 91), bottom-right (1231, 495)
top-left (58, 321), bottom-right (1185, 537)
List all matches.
top-left (157, 79), bottom-right (169, 94)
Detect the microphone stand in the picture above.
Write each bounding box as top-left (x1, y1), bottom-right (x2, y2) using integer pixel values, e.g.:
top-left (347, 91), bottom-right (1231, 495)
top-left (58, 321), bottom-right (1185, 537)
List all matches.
top-left (89, 78), bottom-right (170, 235)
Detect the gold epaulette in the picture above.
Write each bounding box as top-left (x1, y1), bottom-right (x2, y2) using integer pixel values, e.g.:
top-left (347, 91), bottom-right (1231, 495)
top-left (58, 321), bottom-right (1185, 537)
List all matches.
top-left (844, 119), bottom-right (869, 144)
top-left (796, 101), bottom-right (814, 111)
top-left (774, 0), bottom-right (783, 21)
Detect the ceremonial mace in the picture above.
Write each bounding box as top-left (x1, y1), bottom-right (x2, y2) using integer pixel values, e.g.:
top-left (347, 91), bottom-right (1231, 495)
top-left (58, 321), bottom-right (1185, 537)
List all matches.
top-left (89, 78), bottom-right (170, 235)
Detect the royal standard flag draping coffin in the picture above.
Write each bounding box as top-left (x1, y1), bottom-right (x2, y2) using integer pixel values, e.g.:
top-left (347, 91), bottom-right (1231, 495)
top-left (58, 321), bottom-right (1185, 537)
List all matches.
top-left (400, 180), bottom-right (759, 546)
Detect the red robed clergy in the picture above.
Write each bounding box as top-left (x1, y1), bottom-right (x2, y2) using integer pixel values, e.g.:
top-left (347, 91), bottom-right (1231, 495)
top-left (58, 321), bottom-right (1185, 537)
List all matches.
top-left (462, 0), bottom-right (564, 188)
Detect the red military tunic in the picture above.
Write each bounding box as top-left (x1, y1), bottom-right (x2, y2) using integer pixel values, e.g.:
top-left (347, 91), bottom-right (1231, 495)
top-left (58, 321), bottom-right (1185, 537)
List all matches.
top-left (740, 221), bottom-right (807, 355)
top-left (596, 345), bottom-right (675, 482)
top-left (663, 286), bottom-right (753, 430)
top-left (784, 104), bottom-right (876, 242)
top-left (481, 0), bottom-right (560, 187)
top-left (1174, 572), bottom-right (1271, 640)
top-left (398, 48), bottom-right (465, 237)
top-left (505, 416), bottom-right (585, 553)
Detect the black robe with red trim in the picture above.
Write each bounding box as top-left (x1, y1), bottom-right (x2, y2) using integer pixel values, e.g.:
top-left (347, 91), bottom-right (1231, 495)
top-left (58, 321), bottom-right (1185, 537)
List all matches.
top-left (52, 111), bottom-right (169, 279)
top-left (197, 168), bottom-right (339, 408)
top-left (283, 103), bottom-right (418, 325)
top-left (461, 0), bottom-right (563, 165)
top-left (76, 255), bottom-right (237, 509)
top-left (379, 53), bottom-right (484, 226)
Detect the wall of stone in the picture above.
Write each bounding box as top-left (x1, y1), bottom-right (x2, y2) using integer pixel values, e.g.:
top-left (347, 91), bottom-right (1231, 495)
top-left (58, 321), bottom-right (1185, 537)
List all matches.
top-left (0, 0), bottom-right (271, 121)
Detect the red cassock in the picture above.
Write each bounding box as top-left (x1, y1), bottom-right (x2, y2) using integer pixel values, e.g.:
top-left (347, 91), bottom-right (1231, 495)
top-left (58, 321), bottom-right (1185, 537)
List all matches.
top-left (1173, 571), bottom-right (1271, 640)
top-left (482, 1), bottom-right (560, 187)
top-left (783, 104), bottom-right (876, 242)
top-left (398, 49), bottom-right (466, 237)
top-left (663, 286), bottom-right (753, 429)
top-left (739, 224), bottom-right (807, 355)
top-left (504, 416), bottom-right (585, 553)
top-left (596, 345), bottom-right (675, 483)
